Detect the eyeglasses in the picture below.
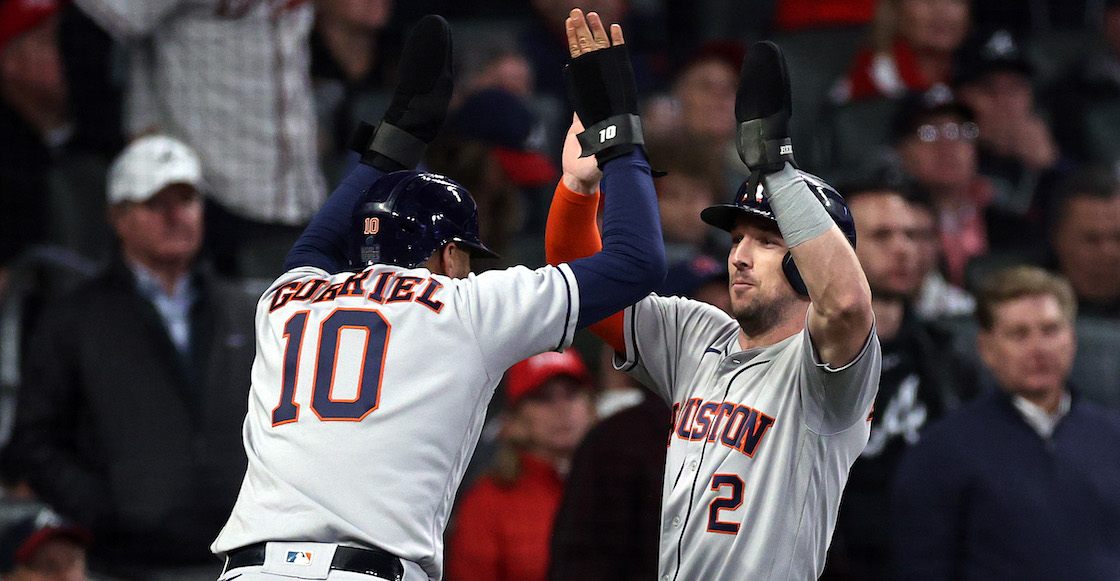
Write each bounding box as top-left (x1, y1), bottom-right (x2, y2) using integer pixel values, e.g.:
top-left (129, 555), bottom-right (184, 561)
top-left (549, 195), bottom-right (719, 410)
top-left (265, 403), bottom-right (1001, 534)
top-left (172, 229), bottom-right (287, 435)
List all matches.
top-left (916, 121), bottom-right (979, 143)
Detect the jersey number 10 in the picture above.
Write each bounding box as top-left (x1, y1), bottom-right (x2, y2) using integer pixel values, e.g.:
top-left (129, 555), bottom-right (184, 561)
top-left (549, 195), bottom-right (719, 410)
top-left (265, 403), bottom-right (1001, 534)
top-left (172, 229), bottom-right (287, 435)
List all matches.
top-left (272, 309), bottom-right (390, 426)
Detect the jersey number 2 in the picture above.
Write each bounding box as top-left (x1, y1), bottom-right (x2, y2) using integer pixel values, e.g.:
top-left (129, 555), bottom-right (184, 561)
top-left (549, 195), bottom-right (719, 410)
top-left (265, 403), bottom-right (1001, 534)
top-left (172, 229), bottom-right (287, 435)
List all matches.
top-left (272, 309), bottom-right (390, 426)
top-left (707, 474), bottom-right (744, 534)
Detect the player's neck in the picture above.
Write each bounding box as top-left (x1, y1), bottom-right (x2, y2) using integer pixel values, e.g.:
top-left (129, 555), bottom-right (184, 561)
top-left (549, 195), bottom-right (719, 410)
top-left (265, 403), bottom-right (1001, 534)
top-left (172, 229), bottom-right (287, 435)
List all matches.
top-left (735, 305), bottom-right (806, 352)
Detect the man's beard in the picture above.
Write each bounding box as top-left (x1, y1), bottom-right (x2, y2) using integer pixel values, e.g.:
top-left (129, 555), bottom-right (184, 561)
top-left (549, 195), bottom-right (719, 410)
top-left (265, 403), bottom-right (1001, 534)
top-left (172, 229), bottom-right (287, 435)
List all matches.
top-left (733, 292), bottom-right (798, 338)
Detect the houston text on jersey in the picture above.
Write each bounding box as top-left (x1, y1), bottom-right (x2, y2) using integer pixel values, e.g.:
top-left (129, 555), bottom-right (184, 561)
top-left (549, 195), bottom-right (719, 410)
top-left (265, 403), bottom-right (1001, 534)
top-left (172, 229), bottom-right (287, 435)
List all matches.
top-left (669, 398), bottom-right (776, 457)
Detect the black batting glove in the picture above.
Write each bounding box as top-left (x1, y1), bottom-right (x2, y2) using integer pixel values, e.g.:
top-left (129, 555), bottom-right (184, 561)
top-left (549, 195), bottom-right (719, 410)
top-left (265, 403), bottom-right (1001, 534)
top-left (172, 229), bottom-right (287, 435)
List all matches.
top-left (735, 41), bottom-right (797, 179)
top-left (350, 15), bottom-right (453, 172)
top-left (563, 17), bottom-right (644, 168)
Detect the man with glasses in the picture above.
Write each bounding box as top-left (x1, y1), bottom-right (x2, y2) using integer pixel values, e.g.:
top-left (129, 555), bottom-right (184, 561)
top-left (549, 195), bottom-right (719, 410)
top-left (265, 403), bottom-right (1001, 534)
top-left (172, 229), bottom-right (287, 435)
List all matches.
top-left (892, 86), bottom-right (995, 288)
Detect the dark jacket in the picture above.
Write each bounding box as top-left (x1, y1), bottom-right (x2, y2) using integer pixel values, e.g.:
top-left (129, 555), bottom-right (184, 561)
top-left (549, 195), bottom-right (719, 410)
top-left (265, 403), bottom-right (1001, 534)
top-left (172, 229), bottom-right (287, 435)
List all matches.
top-left (891, 388), bottom-right (1120, 581)
top-left (6, 259), bottom-right (256, 571)
top-left (549, 389), bottom-right (669, 581)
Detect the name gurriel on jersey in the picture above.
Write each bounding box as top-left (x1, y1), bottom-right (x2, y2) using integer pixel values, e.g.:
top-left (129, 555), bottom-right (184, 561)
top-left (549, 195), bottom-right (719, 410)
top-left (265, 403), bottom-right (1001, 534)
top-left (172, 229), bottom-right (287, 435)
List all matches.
top-left (670, 398), bottom-right (776, 457)
top-left (268, 270), bottom-right (446, 313)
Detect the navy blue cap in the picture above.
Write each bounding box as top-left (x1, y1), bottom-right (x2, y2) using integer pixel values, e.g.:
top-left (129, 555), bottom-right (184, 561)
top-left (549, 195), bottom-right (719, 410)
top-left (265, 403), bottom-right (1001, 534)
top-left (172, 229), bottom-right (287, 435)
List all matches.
top-left (445, 89), bottom-right (557, 186)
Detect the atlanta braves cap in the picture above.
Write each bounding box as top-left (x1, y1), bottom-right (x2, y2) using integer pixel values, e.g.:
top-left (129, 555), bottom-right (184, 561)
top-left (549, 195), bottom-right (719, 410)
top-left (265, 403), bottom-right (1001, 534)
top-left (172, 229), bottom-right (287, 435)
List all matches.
top-left (0, 506), bottom-right (90, 574)
top-left (108, 135), bottom-right (205, 205)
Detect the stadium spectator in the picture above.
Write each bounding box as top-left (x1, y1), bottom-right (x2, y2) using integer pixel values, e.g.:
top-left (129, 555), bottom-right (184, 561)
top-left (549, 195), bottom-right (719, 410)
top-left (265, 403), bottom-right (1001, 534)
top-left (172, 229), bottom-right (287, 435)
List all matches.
top-left (954, 28), bottom-right (1063, 219)
top-left (643, 43), bottom-right (746, 192)
top-left (0, 505), bottom-right (90, 581)
top-left (0, 0), bottom-right (73, 286)
top-left (889, 85), bottom-right (1040, 287)
top-left (1049, 166), bottom-right (1120, 320)
top-left (1049, 0), bottom-right (1120, 166)
top-left (311, 0), bottom-right (400, 184)
top-left (642, 133), bottom-right (726, 264)
top-left (4, 136), bottom-right (257, 580)
top-left (831, 0), bottom-right (970, 103)
top-left (447, 349), bottom-right (596, 581)
top-left (906, 184), bottom-right (977, 320)
top-left (427, 88), bottom-right (558, 269)
top-left (73, 0), bottom-right (326, 278)
top-left (822, 177), bottom-right (978, 581)
top-left (892, 265), bottom-right (1120, 581)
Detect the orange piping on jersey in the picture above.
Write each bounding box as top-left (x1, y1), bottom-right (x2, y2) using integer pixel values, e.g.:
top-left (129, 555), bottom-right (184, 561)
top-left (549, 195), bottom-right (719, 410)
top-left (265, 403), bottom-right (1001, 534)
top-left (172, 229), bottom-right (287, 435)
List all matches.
top-left (738, 409), bottom-right (776, 457)
top-left (690, 401), bottom-right (722, 440)
top-left (544, 180), bottom-right (625, 352)
top-left (309, 308), bottom-right (390, 422)
top-left (674, 398), bottom-right (703, 440)
top-left (324, 324), bottom-right (372, 404)
top-left (704, 403), bottom-right (736, 443)
top-left (706, 474), bottom-right (745, 535)
top-left (719, 405), bottom-right (751, 449)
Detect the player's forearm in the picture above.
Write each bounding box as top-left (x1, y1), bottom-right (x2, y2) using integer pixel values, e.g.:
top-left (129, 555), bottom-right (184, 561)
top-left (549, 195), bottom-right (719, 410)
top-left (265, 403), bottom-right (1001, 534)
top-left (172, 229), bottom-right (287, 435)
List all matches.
top-left (545, 180), bottom-right (602, 265)
top-left (764, 166), bottom-right (872, 326)
top-left (568, 150), bottom-right (666, 328)
top-left (283, 162), bottom-right (385, 273)
top-left (545, 181), bottom-right (628, 351)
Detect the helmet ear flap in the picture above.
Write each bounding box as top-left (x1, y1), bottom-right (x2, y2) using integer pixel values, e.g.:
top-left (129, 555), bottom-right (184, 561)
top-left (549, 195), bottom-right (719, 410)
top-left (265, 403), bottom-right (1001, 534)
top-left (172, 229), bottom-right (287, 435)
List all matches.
top-left (782, 252), bottom-right (808, 296)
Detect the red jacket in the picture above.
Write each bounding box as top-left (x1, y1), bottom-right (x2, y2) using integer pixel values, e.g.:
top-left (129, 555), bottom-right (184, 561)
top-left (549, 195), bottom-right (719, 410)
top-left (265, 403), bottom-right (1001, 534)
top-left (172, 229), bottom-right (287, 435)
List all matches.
top-left (446, 454), bottom-right (566, 581)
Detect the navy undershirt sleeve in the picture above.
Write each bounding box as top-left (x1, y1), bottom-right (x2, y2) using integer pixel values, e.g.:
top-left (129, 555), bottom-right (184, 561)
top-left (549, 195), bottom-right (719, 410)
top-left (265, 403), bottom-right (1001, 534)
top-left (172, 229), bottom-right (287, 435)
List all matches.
top-left (569, 149), bottom-right (667, 328)
top-left (283, 160), bottom-right (385, 273)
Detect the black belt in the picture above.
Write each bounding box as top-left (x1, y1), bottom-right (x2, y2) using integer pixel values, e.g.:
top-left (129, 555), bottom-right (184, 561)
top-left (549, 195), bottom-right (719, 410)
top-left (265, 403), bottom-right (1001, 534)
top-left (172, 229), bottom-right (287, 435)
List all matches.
top-left (223, 542), bottom-right (404, 580)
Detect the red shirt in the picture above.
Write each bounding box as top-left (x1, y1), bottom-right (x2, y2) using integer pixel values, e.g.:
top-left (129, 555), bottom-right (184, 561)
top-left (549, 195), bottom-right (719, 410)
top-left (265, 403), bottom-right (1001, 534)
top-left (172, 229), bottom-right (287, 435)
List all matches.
top-left (833, 40), bottom-right (933, 102)
top-left (446, 454), bottom-right (566, 581)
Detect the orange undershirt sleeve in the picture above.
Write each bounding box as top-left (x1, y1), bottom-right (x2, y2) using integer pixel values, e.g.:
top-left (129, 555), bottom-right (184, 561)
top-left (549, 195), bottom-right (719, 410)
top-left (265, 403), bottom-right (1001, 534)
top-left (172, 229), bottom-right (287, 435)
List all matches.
top-left (545, 180), bottom-right (627, 354)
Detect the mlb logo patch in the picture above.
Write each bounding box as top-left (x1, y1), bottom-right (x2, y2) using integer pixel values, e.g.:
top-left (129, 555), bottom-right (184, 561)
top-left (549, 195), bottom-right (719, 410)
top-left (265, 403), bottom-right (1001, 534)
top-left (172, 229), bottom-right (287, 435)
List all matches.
top-left (286, 551), bottom-right (313, 566)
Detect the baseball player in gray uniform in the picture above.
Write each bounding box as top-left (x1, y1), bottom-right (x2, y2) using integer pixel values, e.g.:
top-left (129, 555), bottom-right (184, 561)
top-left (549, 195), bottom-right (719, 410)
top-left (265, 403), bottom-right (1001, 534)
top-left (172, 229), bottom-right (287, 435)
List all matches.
top-left (546, 41), bottom-right (881, 580)
top-left (211, 11), bottom-right (666, 581)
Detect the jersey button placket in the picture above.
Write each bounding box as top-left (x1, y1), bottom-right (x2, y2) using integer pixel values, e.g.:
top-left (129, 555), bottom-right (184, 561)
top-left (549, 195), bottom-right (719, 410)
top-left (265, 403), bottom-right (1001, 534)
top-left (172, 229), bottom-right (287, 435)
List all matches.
top-left (672, 516), bottom-right (681, 527)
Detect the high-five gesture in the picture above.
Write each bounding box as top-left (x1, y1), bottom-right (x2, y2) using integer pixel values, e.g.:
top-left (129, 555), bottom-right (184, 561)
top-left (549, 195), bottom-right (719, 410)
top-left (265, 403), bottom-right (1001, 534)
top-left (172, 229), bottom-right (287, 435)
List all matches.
top-left (563, 8), bottom-right (644, 168)
top-left (565, 8), bottom-right (624, 57)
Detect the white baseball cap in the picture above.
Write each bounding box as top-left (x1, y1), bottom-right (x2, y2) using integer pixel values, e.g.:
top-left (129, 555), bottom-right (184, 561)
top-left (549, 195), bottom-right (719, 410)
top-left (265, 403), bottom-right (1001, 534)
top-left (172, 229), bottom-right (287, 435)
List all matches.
top-left (107, 135), bottom-right (204, 204)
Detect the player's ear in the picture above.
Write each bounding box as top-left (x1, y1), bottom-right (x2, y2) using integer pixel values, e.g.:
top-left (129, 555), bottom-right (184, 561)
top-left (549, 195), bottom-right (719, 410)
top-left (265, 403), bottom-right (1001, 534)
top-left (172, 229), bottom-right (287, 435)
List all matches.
top-left (431, 242), bottom-right (470, 278)
top-left (444, 243), bottom-right (471, 278)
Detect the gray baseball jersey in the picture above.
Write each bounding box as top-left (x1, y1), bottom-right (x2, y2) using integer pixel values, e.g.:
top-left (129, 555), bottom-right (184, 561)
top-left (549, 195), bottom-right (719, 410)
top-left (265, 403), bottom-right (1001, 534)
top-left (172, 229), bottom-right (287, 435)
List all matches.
top-left (617, 294), bottom-right (880, 580)
top-left (212, 262), bottom-right (580, 580)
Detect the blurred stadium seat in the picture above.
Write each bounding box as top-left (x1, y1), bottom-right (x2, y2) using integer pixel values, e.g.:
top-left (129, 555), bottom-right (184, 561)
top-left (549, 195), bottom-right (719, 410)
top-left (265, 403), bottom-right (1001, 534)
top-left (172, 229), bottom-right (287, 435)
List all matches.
top-left (772, 27), bottom-right (867, 172)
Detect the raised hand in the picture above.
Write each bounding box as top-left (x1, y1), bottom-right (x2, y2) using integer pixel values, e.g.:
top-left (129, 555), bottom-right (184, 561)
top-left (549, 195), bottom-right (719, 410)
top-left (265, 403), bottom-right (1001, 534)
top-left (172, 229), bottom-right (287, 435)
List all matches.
top-left (561, 114), bottom-right (603, 195)
top-left (565, 8), bottom-right (624, 57)
top-left (562, 8), bottom-right (643, 167)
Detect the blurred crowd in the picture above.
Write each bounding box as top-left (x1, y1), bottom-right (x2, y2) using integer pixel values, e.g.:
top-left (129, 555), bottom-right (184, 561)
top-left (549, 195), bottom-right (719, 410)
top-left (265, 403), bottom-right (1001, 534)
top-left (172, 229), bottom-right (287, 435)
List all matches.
top-left (1, 0), bottom-right (1119, 579)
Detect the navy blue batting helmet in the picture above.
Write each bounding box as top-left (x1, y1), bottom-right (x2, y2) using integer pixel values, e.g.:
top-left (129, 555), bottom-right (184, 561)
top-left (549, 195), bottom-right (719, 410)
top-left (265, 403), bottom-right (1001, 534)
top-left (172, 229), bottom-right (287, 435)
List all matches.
top-left (699, 171), bottom-right (856, 296)
top-left (350, 170), bottom-right (499, 269)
